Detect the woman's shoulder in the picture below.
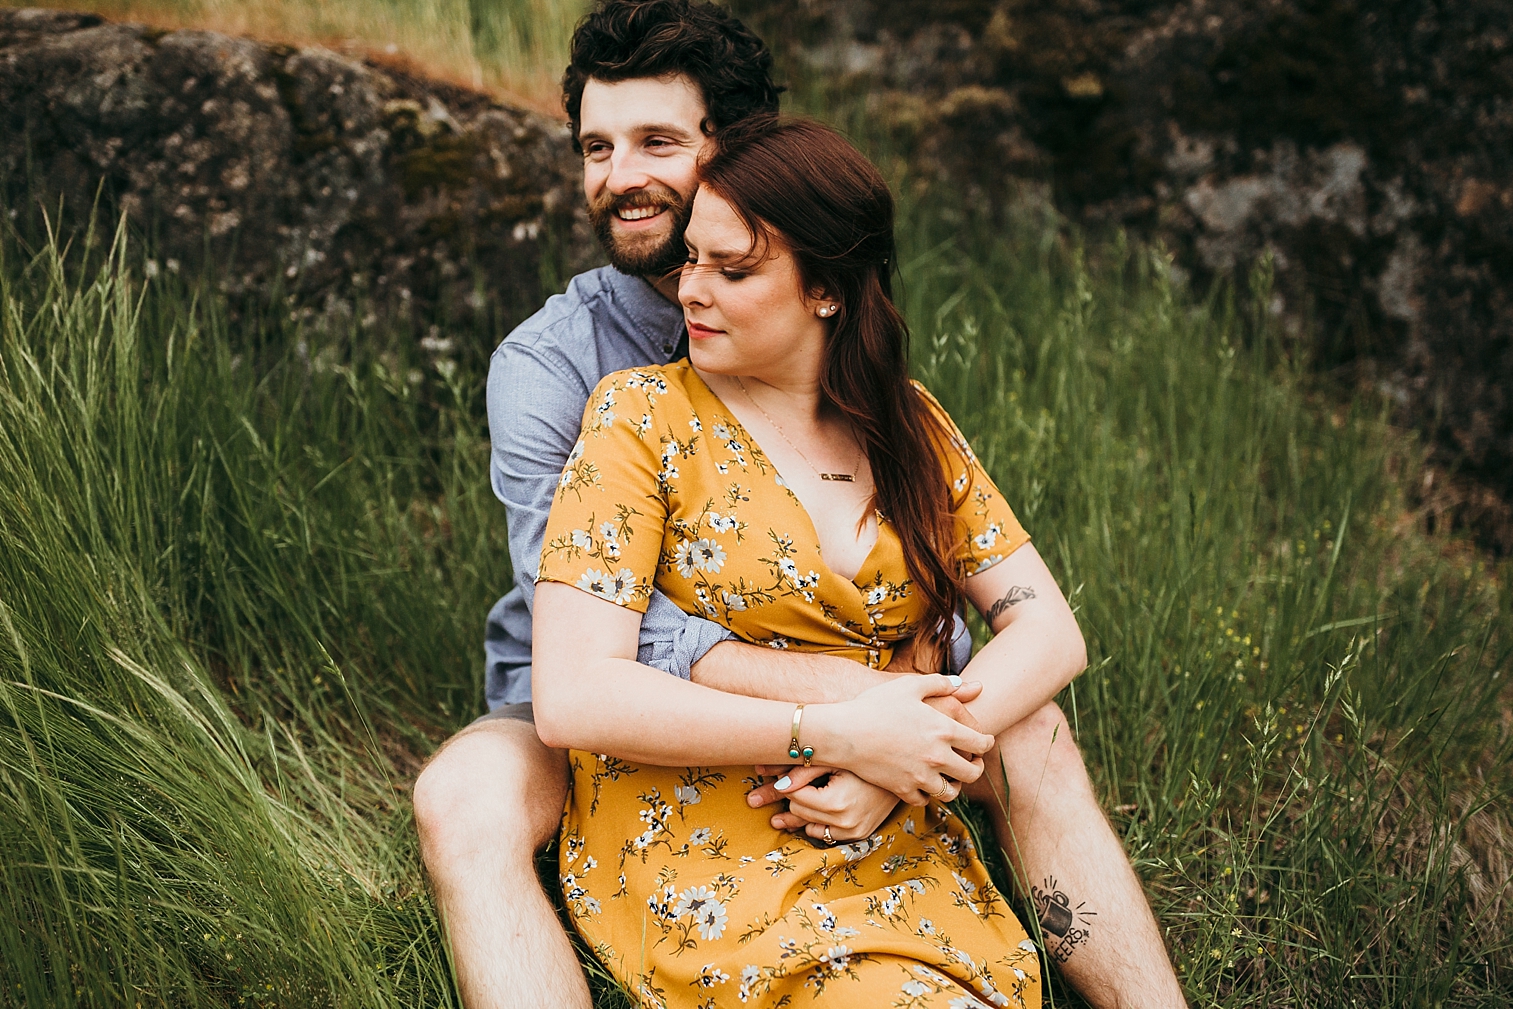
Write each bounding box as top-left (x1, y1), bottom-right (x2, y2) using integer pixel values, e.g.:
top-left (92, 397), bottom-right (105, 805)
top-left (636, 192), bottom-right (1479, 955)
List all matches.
top-left (581, 361), bottom-right (700, 440)
top-left (907, 379), bottom-right (975, 457)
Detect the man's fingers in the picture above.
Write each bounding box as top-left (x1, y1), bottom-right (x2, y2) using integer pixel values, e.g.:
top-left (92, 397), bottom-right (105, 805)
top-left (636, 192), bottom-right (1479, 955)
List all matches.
top-left (769, 811), bottom-right (810, 831)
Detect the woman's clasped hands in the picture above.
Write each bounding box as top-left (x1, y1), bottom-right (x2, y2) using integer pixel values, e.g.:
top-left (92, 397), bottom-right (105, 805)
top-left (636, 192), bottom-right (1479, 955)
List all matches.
top-left (747, 674), bottom-right (994, 844)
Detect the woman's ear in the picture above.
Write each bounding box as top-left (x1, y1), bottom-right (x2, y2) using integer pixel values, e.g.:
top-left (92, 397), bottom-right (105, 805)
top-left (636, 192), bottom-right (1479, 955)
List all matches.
top-left (806, 287), bottom-right (840, 319)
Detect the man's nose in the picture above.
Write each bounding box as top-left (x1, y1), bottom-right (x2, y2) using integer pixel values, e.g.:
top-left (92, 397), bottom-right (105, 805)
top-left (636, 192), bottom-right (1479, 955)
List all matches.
top-left (605, 148), bottom-right (652, 195)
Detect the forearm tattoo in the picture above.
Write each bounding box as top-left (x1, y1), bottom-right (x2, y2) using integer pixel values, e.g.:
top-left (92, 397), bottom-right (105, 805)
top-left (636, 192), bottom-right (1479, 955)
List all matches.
top-left (1031, 877), bottom-right (1096, 963)
top-left (985, 585), bottom-right (1036, 624)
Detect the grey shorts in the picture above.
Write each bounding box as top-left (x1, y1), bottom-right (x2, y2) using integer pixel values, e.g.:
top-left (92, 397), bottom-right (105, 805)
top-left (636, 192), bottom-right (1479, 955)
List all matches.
top-left (470, 701), bottom-right (534, 725)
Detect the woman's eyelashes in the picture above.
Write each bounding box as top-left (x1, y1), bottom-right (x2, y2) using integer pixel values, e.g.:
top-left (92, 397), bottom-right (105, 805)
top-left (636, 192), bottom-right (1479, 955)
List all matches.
top-left (682, 256), bottom-right (748, 281)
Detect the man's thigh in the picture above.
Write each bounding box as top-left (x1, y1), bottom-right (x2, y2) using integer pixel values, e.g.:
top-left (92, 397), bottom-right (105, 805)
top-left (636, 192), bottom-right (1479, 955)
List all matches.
top-left (414, 705), bottom-right (569, 856)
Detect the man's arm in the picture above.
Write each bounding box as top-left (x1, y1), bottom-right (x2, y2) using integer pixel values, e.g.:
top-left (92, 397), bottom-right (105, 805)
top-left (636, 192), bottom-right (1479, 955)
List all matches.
top-left (688, 610), bottom-right (974, 704)
top-left (688, 640), bottom-right (894, 704)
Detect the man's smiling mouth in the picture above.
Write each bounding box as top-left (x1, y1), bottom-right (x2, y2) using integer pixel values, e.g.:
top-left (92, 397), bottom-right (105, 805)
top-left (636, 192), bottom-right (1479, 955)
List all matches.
top-left (617, 206), bottom-right (665, 221)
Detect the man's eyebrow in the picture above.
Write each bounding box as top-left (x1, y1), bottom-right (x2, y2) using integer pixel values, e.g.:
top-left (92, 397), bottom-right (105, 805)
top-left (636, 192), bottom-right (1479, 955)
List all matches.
top-left (636, 122), bottom-right (698, 140)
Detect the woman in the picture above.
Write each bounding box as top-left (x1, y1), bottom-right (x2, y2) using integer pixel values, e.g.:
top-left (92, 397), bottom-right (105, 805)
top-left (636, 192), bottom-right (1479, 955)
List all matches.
top-left (532, 117), bottom-right (1086, 1008)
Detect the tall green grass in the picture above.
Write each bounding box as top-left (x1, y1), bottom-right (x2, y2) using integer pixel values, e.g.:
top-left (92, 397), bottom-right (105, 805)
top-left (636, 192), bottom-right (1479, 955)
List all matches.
top-left (2, 193), bottom-right (1507, 1006)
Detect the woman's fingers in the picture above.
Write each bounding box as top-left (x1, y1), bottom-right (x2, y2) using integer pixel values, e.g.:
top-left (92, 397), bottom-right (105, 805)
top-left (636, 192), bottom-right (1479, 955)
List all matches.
top-left (949, 679), bottom-right (984, 703)
top-left (930, 751), bottom-right (985, 786)
top-left (747, 765), bottom-right (834, 808)
top-left (910, 673), bottom-right (966, 699)
top-left (942, 719), bottom-right (996, 757)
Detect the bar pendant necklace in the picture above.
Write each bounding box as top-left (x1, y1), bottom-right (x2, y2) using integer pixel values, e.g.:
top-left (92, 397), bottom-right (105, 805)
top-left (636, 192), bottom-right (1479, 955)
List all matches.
top-left (734, 377), bottom-right (859, 483)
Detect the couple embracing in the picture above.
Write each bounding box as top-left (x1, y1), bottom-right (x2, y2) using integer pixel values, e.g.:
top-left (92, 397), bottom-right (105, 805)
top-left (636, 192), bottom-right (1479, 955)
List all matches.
top-left (413, 2), bottom-right (1187, 1007)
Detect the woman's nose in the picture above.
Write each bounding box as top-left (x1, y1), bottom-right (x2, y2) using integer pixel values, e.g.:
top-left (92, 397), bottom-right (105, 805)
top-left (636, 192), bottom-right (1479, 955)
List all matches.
top-left (678, 267), bottom-right (707, 308)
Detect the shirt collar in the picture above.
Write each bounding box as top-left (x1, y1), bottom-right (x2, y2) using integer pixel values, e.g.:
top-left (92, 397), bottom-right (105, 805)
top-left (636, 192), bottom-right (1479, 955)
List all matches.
top-left (604, 267), bottom-right (687, 362)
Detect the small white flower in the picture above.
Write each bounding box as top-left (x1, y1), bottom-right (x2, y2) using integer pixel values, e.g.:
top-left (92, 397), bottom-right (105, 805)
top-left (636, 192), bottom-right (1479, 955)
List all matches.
top-left (566, 440), bottom-right (585, 464)
top-left (779, 557), bottom-right (799, 582)
top-left (901, 979), bottom-right (930, 997)
top-left (948, 997), bottom-right (992, 1009)
top-left (722, 590), bottom-right (747, 611)
top-left (571, 528), bottom-right (593, 549)
top-left (674, 785), bottom-right (702, 806)
top-left (820, 945), bottom-right (854, 970)
top-left (599, 522), bottom-right (619, 539)
top-left (688, 827), bottom-right (712, 844)
top-left (689, 416), bottom-right (703, 431)
top-left (689, 538), bottom-right (726, 573)
top-left (1017, 939), bottom-right (1038, 953)
top-left (972, 523), bottom-right (1002, 550)
top-left (918, 917), bottom-right (935, 935)
top-left (865, 585), bottom-right (887, 606)
top-left (712, 423), bottom-right (731, 440)
top-left (674, 541), bottom-right (699, 579)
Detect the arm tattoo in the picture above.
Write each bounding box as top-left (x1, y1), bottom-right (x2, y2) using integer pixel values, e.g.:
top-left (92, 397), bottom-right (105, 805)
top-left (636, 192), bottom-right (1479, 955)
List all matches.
top-left (1032, 876), bottom-right (1096, 963)
top-left (985, 585), bottom-right (1036, 624)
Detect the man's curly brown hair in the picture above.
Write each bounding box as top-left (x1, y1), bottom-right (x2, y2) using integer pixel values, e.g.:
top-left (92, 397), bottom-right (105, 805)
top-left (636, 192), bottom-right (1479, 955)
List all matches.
top-left (562, 0), bottom-right (782, 151)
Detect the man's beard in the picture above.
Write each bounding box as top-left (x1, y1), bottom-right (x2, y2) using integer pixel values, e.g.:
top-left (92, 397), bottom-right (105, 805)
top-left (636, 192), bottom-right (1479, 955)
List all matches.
top-left (588, 185), bottom-right (694, 279)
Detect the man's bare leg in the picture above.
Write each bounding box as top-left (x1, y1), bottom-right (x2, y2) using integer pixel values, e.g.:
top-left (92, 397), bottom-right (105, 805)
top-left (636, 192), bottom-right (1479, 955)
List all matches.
top-left (963, 702), bottom-right (1185, 1008)
top-left (412, 716), bottom-right (590, 1009)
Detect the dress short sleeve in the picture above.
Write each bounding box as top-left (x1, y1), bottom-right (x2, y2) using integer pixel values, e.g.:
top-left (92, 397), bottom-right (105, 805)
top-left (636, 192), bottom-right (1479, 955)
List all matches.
top-left (914, 383), bottom-right (1031, 577)
top-left (537, 368), bottom-right (676, 612)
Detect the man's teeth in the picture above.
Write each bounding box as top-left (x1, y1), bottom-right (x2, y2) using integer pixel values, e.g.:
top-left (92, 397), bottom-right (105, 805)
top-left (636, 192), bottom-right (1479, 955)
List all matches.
top-left (618, 206), bottom-right (663, 221)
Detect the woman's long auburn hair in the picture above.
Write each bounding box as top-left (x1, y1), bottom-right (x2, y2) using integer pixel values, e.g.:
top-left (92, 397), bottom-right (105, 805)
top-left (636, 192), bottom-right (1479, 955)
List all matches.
top-left (695, 116), bottom-right (964, 670)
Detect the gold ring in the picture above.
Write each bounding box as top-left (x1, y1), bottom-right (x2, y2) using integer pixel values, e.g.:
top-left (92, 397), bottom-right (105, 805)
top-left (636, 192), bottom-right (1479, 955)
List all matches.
top-left (929, 779), bottom-right (954, 800)
top-left (823, 825), bottom-right (835, 845)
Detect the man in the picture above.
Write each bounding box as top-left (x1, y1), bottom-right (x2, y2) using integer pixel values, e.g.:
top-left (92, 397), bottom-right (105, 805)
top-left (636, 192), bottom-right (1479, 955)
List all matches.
top-left (411, 2), bottom-right (1186, 1007)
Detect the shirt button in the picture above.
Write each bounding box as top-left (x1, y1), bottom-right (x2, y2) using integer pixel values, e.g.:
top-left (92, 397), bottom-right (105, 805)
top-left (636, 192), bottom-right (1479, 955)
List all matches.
top-left (662, 342), bottom-right (674, 354)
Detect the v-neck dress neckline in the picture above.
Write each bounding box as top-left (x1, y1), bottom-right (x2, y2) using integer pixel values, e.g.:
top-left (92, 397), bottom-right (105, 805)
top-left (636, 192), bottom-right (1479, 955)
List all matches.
top-left (682, 366), bottom-right (882, 590)
top-left (539, 359), bottom-right (1031, 669)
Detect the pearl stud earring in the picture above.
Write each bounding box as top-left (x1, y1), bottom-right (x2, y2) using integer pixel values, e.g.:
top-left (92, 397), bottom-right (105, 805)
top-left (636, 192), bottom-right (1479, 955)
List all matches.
top-left (818, 304), bottom-right (838, 318)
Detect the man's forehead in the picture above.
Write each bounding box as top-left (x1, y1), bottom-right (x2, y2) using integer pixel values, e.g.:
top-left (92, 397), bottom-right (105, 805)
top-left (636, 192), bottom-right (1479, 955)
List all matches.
top-left (578, 74), bottom-right (707, 136)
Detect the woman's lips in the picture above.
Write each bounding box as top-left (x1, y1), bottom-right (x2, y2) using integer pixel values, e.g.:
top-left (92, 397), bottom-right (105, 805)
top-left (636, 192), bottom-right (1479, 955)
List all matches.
top-left (686, 322), bottom-right (724, 339)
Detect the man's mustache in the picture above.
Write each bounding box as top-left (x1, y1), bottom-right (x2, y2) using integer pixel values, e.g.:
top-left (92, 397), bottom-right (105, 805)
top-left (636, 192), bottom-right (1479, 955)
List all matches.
top-left (588, 186), bottom-right (686, 224)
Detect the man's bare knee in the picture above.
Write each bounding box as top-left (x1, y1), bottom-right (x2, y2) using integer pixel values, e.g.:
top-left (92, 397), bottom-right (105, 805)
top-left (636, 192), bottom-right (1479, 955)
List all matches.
top-left (996, 701), bottom-right (1095, 799)
top-left (413, 719), bottom-right (568, 865)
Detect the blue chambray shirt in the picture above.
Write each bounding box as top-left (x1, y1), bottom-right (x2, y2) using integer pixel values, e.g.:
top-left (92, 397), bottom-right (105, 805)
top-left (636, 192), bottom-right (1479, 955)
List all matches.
top-left (483, 266), bottom-right (972, 710)
top-left (483, 266), bottom-right (734, 709)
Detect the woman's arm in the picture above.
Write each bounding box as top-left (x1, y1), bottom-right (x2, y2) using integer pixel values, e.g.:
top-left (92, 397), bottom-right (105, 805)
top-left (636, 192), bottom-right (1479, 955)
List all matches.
top-left (532, 581), bottom-right (995, 798)
top-left (959, 543), bottom-right (1089, 736)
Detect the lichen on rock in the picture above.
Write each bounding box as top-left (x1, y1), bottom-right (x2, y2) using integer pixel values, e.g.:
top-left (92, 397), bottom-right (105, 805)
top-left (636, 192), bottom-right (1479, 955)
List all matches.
top-left (1, 7), bottom-right (597, 339)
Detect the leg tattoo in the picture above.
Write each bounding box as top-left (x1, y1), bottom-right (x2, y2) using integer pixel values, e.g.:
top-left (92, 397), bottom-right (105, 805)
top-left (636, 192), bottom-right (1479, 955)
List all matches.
top-left (1032, 876), bottom-right (1097, 963)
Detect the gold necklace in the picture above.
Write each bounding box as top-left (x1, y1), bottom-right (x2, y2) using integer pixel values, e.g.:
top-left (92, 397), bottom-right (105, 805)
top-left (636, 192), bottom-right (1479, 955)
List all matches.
top-left (733, 376), bottom-right (860, 482)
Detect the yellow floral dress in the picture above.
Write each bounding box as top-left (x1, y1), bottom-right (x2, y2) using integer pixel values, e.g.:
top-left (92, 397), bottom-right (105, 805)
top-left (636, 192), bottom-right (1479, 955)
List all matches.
top-left (538, 361), bottom-right (1038, 1009)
